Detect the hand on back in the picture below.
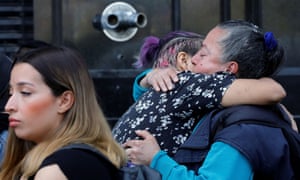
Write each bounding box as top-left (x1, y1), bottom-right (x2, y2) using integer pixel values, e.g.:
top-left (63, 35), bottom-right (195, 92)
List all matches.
top-left (123, 130), bottom-right (161, 165)
top-left (140, 67), bottom-right (179, 92)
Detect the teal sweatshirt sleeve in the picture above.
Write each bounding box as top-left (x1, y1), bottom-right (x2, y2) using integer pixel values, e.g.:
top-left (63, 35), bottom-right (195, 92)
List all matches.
top-left (150, 142), bottom-right (253, 180)
top-left (132, 69), bottom-right (152, 101)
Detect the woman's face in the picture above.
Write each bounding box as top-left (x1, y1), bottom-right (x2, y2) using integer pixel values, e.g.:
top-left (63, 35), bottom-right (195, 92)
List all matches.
top-left (5, 63), bottom-right (64, 143)
top-left (190, 27), bottom-right (229, 74)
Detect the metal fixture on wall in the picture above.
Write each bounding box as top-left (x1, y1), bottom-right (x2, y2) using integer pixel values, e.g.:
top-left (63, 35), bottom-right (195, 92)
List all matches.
top-left (92, 1), bottom-right (147, 42)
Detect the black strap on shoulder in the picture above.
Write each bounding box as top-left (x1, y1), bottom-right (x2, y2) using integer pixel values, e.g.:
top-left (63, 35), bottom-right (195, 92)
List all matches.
top-left (61, 143), bottom-right (162, 180)
top-left (60, 143), bottom-right (111, 162)
top-left (59, 143), bottom-right (118, 169)
top-left (59, 143), bottom-right (121, 179)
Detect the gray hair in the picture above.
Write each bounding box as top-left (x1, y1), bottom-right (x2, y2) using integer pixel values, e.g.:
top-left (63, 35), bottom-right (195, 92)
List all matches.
top-left (217, 20), bottom-right (285, 78)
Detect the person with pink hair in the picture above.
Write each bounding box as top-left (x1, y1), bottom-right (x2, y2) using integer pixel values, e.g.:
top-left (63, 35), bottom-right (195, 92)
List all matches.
top-left (124, 20), bottom-right (298, 179)
top-left (112, 29), bottom-right (286, 158)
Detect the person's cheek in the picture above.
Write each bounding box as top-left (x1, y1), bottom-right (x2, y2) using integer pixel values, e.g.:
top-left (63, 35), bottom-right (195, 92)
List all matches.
top-left (24, 97), bottom-right (54, 117)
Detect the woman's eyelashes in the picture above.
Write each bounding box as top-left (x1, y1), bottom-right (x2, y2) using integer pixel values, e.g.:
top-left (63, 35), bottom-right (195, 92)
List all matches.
top-left (20, 91), bottom-right (32, 96)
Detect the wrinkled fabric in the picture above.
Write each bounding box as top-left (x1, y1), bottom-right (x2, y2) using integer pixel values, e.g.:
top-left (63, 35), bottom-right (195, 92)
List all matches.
top-left (113, 71), bottom-right (234, 156)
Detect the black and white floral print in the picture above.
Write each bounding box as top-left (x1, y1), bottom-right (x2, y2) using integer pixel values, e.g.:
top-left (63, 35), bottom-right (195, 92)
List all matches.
top-left (112, 71), bottom-right (235, 156)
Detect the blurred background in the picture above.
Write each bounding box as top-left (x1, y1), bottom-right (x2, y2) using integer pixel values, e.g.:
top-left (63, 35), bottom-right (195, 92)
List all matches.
top-left (0, 0), bottom-right (299, 128)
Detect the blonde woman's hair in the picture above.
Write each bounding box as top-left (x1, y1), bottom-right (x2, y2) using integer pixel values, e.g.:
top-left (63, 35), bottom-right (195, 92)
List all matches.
top-left (0, 46), bottom-right (127, 179)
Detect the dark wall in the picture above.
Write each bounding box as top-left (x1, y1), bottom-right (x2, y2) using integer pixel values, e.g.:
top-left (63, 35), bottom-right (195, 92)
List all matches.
top-left (90, 69), bottom-right (139, 127)
top-left (3, 0), bottom-right (297, 128)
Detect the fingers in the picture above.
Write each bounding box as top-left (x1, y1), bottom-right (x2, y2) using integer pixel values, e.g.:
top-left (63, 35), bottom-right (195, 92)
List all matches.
top-left (148, 68), bottom-right (179, 92)
top-left (125, 147), bottom-right (136, 163)
top-left (124, 140), bottom-right (145, 165)
top-left (167, 67), bottom-right (179, 82)
top-left (124, 139), bottom-right (156, 165)
top-left (123, 139), bottom-right (141, 149)
top-left (134, 130), bottom-right (153, 139)
top-left (123, 130), bottom-right (161, 165)
top-left (122, 130), bottom-right (156, 150)
top-left (155, 76), bottom-right (172, 92)
top-left (147, 69), bottom-right (168, 92)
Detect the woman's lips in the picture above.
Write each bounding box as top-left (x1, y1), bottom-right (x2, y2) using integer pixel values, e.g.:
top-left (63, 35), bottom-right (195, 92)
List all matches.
top-left (9, 118), bottom-right (21, 127)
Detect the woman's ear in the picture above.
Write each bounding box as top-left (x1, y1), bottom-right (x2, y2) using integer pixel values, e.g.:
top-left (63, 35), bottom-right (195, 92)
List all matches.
top-left (176, 52), bottom-right (189, 71)
top-left (57, 90), bottom-right (74, 114)
top-left (225, 61), bottom-right (239, 74)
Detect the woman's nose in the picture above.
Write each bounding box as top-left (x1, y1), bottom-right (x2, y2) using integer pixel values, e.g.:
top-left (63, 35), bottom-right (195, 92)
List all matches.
top-left (191, 55), bottom-right (200, 65)
top-left (5, 95), bottom-right (16, 113)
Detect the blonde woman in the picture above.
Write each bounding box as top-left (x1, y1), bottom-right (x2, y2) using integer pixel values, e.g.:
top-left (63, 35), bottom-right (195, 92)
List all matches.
top-left (0, 46), bottom-right (126, 179)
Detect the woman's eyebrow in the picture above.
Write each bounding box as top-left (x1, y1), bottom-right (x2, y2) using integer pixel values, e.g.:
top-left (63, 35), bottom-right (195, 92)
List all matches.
top-left (16, 81), bottom-right (35, 87)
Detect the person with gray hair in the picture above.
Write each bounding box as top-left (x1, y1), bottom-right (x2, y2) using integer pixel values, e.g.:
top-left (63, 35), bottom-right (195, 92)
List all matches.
top-left (124, 20), bottom-right (297, 179)
top-left (217, 20), bottom-right (283, 78)
top-left (113, 29), bottom-right (286, 158)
